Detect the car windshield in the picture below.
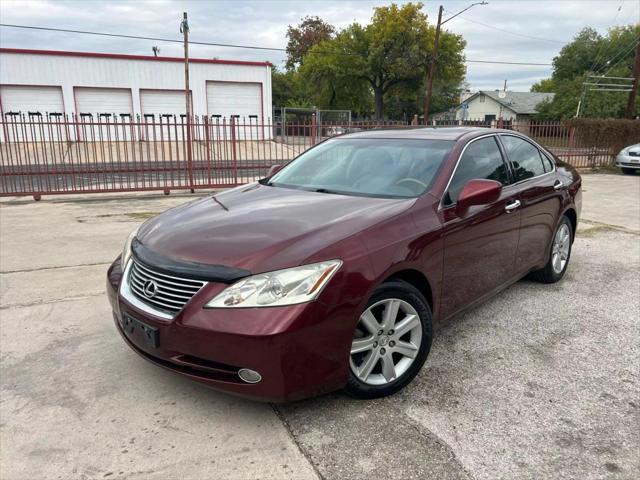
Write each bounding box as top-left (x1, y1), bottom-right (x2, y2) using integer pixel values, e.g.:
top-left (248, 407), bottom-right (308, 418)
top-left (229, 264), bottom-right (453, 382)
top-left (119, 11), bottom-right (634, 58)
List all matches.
top-left (267, 138), bottom-right (455, 198)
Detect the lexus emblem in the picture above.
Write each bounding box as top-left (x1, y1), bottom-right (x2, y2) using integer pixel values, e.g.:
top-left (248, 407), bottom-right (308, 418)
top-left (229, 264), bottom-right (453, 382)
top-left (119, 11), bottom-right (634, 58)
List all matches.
top-left (142, 280), bottom-right (158, 299)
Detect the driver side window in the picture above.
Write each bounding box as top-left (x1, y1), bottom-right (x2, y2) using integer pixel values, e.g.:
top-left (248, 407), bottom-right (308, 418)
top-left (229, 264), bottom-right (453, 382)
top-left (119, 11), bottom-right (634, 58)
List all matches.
top-left (444, 136), bottom-right (510, 206)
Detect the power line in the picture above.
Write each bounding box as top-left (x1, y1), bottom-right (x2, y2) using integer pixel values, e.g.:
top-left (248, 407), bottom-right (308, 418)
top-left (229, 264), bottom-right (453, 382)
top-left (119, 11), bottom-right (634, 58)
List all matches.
top-left (589, 0), bottom-right (627, 73)
top-left (597, 37), bottom-right (640, 78)
top-left (0, 22), bottom-right (552, 66)
top-left (442, 10), bottom-right (567, 45)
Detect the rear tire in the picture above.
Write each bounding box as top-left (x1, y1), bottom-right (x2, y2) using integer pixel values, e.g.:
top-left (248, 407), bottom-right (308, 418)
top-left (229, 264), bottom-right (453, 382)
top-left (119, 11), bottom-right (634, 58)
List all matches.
top-left (529, 215), bottom-right (573, 283)
top-left (344, 280), bottom-right (432, 399)
top-left (621, 167), bottom-right (637, 175)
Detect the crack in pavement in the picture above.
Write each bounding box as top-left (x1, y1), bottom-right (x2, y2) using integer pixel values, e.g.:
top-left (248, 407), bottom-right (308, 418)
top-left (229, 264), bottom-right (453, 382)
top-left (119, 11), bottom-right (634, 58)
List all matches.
top-left (276, 392), bottom-right (473, 480)
top-left (272, 404), bottom-right (325, 480)
top-left (1, 261), bottom-right (112, 274)
top-left (0, 292), bottom-right (105, 310)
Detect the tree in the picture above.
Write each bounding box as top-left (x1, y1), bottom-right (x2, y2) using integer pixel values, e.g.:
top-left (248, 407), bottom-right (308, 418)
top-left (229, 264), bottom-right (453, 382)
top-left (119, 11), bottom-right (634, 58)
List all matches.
top-left (532, 25), bottom-right (640, 119)
top-left (298, 3), bottom-right (466, 119)
top-left (285, 16), bottom-right (335, 71)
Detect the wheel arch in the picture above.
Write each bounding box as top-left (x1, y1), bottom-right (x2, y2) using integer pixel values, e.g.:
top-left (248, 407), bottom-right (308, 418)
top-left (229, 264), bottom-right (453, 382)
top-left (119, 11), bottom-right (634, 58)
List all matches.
top-left (383, 269), bottom-right (433, 312)
top-left (563, 207), bottom-right (577, 241)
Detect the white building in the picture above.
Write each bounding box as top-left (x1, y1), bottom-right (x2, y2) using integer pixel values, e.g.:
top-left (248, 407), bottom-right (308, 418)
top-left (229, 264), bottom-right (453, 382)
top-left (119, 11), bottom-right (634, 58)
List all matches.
top-left (456, 90), bottom-right (554, 123)
top-left (0, 48), bottom-right (272, 123)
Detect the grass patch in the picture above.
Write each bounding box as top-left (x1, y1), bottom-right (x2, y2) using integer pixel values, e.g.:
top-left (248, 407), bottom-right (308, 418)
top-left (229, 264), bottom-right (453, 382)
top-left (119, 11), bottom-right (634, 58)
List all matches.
top-left (576, 225), bottom-right (616, 237)
top-left (124, 212), bottom-right (159, 220)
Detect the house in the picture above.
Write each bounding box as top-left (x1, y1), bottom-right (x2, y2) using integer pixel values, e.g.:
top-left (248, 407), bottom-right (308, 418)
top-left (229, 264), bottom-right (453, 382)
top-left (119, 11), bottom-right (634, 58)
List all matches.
top-left (0, 48), bottom-right (272, 124)
top-left (456, 90), bottom-right (554, 123)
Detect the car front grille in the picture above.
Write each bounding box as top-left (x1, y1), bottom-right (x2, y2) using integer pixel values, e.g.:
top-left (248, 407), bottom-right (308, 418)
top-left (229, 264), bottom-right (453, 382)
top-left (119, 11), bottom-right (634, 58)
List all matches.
top-left (128, 258), bottom-right (206, 314)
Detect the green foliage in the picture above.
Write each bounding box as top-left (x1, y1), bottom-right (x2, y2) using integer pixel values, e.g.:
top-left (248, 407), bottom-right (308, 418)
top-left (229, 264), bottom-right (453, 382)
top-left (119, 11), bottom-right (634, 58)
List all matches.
top-left (533, 25), bottom-right (639, 120)
top-left (285, 16), bottom-right (335, 71)
top-left (271, 67), bottom-right (314, 108)
top-left (530, 78), bottom-right (555, 93)
top-left (297, 2), bottom-right (466, 119)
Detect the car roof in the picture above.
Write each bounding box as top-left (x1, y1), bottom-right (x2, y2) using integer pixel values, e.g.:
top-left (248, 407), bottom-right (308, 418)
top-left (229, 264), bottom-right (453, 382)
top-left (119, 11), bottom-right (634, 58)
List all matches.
top-left (341, 126), bottom-right (505, 141)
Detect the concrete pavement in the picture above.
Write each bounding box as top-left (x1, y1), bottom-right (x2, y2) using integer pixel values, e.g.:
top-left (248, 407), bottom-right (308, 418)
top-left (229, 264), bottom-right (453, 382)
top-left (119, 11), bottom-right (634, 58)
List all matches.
top-left (1, 173), bottom-right (639, 479)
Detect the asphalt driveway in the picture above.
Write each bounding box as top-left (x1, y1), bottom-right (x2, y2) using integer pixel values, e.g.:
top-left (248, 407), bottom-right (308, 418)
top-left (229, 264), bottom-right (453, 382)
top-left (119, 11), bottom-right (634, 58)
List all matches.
top-left (1, 173), bottom-right (638, 479)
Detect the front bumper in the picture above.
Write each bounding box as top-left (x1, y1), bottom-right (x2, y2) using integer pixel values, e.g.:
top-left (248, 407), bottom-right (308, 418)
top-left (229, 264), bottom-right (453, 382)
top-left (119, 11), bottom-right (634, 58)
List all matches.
top-left (616, 153), bottom-right (640, 169)
top-left (107, 258), bottom-right (357, 402)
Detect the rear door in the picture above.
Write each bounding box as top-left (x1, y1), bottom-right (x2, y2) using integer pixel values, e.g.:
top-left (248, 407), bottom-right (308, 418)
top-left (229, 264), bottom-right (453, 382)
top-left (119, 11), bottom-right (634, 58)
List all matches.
top-left (439, 135), bottom-right (521, 319)
top-left (498, 134), bottom-right (564, 274)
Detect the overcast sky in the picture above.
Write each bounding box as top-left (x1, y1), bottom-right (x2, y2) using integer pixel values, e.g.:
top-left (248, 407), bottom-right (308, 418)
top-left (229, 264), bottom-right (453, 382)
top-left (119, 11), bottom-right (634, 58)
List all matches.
top-left (0, 0), bottom-right (638, 91)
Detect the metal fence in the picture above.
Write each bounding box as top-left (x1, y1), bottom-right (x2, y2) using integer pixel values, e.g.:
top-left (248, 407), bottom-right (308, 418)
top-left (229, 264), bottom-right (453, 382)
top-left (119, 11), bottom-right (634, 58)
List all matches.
top-left (0, 113), bottom-right (616, 199)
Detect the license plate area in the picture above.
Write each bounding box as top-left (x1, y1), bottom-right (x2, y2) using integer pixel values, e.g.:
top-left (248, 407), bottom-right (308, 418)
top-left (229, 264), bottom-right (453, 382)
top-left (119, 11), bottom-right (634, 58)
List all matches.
top-left (121, 314), bottom-right (159, 349)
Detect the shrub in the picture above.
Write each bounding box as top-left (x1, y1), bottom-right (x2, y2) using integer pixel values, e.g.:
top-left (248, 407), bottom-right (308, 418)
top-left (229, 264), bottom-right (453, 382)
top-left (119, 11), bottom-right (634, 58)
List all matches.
top-left (568, 118), bottom-right (640, 153)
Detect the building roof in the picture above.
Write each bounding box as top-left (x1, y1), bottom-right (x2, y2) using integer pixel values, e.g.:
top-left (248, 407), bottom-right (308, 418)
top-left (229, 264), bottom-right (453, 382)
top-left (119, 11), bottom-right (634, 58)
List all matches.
top-left (461, 90), bottom-right (555, 115)
top-left (0, 48), bottom-right (273, 67)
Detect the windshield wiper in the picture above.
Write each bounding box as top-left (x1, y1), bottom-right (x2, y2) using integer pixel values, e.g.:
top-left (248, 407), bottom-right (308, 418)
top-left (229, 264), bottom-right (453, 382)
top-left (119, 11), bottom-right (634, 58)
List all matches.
top-left (312, 188), bottom-right (340, 194)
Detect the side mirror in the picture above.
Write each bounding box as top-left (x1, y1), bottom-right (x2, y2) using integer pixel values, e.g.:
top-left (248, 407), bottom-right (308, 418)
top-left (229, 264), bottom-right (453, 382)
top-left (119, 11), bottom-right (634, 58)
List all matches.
top-left (267, 164), bottom-right (282, 177)
top-left (457, 179), bottom-right (502, 213)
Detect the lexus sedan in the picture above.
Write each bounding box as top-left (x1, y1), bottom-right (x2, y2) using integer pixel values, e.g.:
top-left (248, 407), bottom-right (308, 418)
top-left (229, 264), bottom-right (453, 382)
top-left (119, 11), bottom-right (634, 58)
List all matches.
top-left (107, 127), bottom-right (582, 402)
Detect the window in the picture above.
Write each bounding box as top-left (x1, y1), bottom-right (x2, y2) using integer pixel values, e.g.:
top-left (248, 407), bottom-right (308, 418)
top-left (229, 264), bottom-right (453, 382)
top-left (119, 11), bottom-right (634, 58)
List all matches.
top-left (444, 136), bottom-right (510, 205)
top-left (501, 135), bottom-right (546, 181)
top-left (540, 151), bottom-right (555, 173)
top-left (269, 138), bottom-right (455, 198)
top-left (479, 94), bottom-right (485, 103)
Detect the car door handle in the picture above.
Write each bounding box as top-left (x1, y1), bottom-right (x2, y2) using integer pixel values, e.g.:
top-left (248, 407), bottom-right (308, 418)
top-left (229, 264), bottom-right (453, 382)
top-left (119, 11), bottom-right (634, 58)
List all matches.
top-left (505, 200), bottom-right (521, 212)
top-left (553, 180), bottom-right (566, 191)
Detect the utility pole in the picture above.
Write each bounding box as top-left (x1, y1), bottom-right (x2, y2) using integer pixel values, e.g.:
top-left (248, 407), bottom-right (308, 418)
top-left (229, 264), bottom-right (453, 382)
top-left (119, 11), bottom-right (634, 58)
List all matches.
top-left (423, 2), bottom-right (487, 124)
top-left (423, 5), bottom-right (443, 125)
top-left (625, 42), bottom-right (640, 119)
top-left (181, 12), bottom-right (194, 192)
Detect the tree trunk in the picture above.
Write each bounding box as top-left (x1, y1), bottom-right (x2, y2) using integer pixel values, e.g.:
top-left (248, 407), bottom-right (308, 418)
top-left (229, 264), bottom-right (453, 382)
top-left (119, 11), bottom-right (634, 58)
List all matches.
top-left (374, 88), bottom-right (384, 120)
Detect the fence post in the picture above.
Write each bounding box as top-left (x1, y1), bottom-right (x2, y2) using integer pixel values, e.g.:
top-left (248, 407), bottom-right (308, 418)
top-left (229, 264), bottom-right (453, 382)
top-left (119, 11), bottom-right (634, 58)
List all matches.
top-left (185, 114), bottom-right (195, 193)
top-left (568, 126), bottom-right (575, 148)
top-left (204, 116), bottom-right (212, 186)
top-left (497, 117), bottom-right (504, 129)
top-left (230, 116), bottom-right (238, 185)
top-left (311, 113), bottom-right (317, 146)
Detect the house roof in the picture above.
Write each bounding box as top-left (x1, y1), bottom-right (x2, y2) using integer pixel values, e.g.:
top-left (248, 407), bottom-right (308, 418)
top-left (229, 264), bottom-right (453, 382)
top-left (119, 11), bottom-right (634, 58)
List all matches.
top-left (460, 90), bottom-right (555, 115)
top-left (0, 48), bottom-right (273, 67)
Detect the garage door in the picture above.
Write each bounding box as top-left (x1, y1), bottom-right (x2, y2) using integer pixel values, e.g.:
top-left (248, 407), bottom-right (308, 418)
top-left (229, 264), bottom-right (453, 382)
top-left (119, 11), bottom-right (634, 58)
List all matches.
top-left (206, 82), bottom-right (262, 140)
top-left (1, 85), bottom-right (64, 115)
top-left (75, 87), bottom-right (133, 140)
top-left (1, 85), bottom-right (65, 142)
top-left (140, 89), bottom-right (192, 140)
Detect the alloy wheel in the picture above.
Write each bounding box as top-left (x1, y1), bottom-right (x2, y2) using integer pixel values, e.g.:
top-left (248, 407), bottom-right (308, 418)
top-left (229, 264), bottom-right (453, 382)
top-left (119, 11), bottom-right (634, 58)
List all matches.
top-left (551, 223), bottom-right (571, 274)
top-left (350, 298), bottom-right (422, 386)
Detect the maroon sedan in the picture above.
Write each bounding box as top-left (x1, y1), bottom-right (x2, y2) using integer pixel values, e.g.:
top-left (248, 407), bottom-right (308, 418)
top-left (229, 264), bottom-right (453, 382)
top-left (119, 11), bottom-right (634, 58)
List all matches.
top-left (107, 127), bottom-right (582, 402)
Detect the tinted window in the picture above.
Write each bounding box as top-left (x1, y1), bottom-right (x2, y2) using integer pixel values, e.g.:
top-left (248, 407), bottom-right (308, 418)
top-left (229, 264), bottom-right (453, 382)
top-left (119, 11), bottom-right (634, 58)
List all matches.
top-left (444, 136), bottom-right (510, 205)
top-left (269, 138), bottom-right (454, 198)
top-left (501, 135), bottom-right (546, 181)
top-left (540, 151), bottom-right (555, 172)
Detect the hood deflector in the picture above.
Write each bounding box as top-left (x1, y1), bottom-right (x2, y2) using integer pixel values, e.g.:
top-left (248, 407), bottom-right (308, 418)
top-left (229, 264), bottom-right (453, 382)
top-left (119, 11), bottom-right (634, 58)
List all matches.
top-left (131, 238), bottom-right (251, 283)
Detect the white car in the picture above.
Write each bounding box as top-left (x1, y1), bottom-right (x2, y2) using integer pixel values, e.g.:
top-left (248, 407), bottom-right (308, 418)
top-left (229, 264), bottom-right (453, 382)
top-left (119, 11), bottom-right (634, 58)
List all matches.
top-left (616, 143), bottom-right (640, 174)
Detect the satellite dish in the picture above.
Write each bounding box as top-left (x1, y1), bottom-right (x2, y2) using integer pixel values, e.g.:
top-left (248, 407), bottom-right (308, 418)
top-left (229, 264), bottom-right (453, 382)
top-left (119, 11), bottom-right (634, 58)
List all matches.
top-left (498, 90), bottom-right (507, 99)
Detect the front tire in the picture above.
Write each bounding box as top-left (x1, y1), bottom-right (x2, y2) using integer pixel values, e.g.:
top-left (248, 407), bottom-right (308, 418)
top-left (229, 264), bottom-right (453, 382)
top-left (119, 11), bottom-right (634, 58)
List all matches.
top-left (344, 280), bottom-right (433, 399)
top-left (621, 167), bottom-right (637, 175)
top-left (529, 215), bottom-right (573, 283)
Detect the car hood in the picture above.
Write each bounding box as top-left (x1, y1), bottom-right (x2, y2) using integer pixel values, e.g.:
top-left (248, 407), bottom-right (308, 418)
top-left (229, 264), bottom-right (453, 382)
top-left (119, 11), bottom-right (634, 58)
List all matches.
top-left (624, 144), bottom-right (640, 154)
top-left (137, 183), bottom-right (414, 273)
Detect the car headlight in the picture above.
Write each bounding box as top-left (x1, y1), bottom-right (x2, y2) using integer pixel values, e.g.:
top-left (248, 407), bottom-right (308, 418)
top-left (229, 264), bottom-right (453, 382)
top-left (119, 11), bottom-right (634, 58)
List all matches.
top-left (121, 226), bottom-right (139, 268)
top-left (205, 260), bottom-right (342, 308)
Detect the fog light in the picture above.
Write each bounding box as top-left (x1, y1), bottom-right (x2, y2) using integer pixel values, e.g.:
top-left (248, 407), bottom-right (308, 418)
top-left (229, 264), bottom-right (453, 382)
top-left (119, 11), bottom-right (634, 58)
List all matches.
top-left (238, 368), bottom-right (262, 384)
